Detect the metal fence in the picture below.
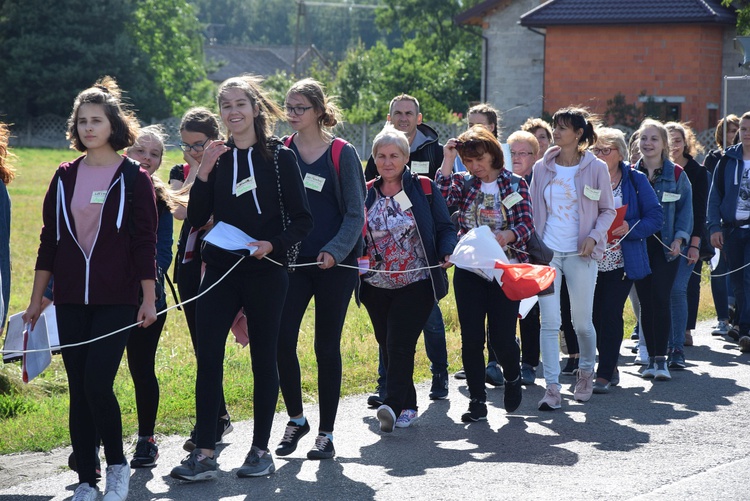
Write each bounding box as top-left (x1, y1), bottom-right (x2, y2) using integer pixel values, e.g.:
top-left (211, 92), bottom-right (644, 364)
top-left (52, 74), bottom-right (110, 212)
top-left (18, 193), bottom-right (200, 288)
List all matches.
top-left (8, 114), bottom-right (717, 161)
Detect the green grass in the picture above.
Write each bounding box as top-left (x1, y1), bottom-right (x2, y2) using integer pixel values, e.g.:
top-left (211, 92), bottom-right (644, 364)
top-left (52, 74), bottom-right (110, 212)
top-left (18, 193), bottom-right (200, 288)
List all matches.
top-left (0, 147), bottom-right (717, 454)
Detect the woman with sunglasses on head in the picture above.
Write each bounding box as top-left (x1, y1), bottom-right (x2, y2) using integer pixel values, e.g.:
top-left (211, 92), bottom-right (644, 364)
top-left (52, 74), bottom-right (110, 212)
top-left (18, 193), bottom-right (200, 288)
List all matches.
top-left (274, 79), bottom-right (365, 460)
top-left (666, 122), bottom-right (707, 364)
top-left (589, 128), bottom-right (662, 393)
top-left (169, 108), bottom-right (235, 452)
top-left (633, 119), bottom-right (693, 381)
top-left (170, 75), bottom-right (312, 483)
top-left (529, 107), bottom-right (615, 411)
top-left (437, 125), bottom-right (533, 422)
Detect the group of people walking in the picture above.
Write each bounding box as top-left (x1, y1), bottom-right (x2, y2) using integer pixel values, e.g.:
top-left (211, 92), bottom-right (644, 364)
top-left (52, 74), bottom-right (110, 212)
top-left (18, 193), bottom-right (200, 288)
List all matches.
top-left (4, 72), bottom-right (747, 501)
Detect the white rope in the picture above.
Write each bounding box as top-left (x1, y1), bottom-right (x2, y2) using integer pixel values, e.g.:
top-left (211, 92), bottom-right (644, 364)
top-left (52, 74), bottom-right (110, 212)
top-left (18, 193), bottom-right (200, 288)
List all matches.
top-left (3, 256), bottom-right (247, 355)
top-left (651, 234), bottom-right (750, 277)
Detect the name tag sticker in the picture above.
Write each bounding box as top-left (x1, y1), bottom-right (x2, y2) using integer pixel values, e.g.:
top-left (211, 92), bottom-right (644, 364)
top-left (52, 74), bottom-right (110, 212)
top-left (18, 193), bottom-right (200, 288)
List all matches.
top-left (235, 176), bottom-right (257, 197)
top-left (410, 161), bottom-right (430, 174)
top-left (662, 192), bottom-right (681, 203)
top-left (584, 185), bottom-right (601, 201)
top-left (393, 190), bottom-right (413, 211)
top-left (90, 191), bottom-right (107, 204)
top-left (502, 192), bottom-right (523, 209)
top-left (303, 173), bottom-right (326, 192)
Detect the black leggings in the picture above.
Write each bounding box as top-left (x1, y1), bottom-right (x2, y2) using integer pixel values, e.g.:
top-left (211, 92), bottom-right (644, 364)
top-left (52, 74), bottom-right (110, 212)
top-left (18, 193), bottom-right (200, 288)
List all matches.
top-left (277, 259), bottom-right (358, 433)
top-left (635, 236), bottom-right (679, 357)
top-left (56, 304), bottom-right (135, 486)
top-left (127, 311), bottom-right (168, 437)
top-left (454, 268), bottom-right (520, 403)
top-left (361, 279), bottom-right (434, 413)
top-left (177, 257), bottom-right (228, 418)
top-left (593, 268), bottom-right (633, 381)
top-left (194, 264), bottom-right (288, 451)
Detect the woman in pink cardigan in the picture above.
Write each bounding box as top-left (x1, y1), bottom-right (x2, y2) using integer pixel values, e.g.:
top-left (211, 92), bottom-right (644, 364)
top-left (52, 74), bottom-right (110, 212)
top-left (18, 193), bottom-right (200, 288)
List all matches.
top-left (529, 107), bottom-right (615, 411)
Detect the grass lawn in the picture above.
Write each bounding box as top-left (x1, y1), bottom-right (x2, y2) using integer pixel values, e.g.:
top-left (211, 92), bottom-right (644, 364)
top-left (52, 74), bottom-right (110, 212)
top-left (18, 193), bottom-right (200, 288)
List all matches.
top-left (0, 147), bottom-right (717, 454)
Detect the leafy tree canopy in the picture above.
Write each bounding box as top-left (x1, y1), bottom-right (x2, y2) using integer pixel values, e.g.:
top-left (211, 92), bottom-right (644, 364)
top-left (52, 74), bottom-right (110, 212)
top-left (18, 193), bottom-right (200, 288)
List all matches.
top-left (0, 0), bottom-right (209, 126)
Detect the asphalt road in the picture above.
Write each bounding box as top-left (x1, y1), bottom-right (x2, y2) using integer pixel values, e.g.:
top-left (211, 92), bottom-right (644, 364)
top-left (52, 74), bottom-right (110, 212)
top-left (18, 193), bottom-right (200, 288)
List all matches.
top-left (0, 319), bottom-right (749, 500)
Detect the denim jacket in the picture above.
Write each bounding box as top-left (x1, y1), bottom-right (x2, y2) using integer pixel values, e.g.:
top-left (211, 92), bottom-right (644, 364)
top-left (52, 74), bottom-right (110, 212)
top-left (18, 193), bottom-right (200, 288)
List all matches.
top-left (634, 158), bottom-right (693, 262)
top-left (618, 163), bottom-right (663, 280)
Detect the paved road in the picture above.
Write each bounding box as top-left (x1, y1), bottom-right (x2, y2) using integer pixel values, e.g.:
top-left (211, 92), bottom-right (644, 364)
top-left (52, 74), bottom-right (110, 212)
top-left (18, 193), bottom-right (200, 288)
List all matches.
top-left (1, 319), bottom-right (749, 500)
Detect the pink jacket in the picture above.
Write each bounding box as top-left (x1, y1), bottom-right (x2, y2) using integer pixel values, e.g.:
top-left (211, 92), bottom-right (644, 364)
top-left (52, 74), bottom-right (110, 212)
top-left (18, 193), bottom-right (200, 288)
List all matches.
top-left (529, 146), bottom-right (616, 261)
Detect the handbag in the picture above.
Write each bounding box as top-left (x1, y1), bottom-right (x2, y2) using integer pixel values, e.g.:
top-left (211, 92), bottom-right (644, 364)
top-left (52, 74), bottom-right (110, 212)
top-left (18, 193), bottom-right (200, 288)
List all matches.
top-left (273, 144), bottom-right (301, 272)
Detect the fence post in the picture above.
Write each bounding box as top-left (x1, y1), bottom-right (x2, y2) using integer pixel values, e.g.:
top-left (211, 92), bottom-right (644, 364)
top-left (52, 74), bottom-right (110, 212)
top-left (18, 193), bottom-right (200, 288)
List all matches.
top-left (361, 122), bottom-right (367, 160)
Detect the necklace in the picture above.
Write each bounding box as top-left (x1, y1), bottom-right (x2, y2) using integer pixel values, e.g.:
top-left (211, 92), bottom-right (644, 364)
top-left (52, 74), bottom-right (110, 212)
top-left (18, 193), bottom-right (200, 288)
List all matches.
top-left (557, 153), bottom-right (581, 167)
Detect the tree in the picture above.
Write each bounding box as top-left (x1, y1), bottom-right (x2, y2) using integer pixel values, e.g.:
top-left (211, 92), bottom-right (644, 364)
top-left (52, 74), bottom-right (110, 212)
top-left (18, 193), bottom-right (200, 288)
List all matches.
top-left (0, 0), bottom-right (210, 126)
top-left (725, 0), bottom-right (750, 35)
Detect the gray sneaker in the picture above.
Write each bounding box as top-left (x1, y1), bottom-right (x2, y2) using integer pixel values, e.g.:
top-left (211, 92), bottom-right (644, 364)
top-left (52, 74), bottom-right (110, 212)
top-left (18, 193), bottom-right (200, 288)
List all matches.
top-left (170, 450), bottom-right (218, 482)
top-left (237, 446), bottom-right (276, 478)
top-left (712, 320), bottom-right (730, 336)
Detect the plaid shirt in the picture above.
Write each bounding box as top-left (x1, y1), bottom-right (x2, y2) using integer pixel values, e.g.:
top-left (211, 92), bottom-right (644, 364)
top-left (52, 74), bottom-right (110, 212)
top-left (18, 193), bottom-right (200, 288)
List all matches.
top-left (435, 169), bottom-right (534, 263)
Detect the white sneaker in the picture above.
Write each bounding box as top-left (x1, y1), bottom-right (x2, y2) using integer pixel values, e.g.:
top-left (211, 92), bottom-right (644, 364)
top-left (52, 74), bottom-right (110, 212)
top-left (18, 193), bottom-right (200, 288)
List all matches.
top-left (72, 483), bottom-right (99, 501)
top-left (376, 404), bottom-right (396, 433)
top-left (395, 409), bottom-right (418, 428)
top-left (103, 462), bottom-right (130, 501)
top-left (634, 343), bottom-right (650, 365)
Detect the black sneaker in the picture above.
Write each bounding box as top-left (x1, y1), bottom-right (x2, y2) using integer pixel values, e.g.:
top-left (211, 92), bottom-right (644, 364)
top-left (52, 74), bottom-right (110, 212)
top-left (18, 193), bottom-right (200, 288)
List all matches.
top-left (366, 386), bottom-right (385, 407)
top-left (728, 326), bottom-right (741, 342)
top-left (183, 428), bottom-right (197, 452)
top-left (68, 448), bottom-right (101, 478)
top-left (307, 433), bottom-right (335, 460)
top-left (461, 399), bottom-right (488, 422)
top-left (275, 420), bottom-right (310, 456)
top-left (561, 357), bottom-right (579, 375)
top-left (429, 372), bottom-right (449, 400)
top-left (130, 436), bottom-right (159, 468)
top-left (216, 416), bottom-right (233, 444)
top-left (504, 376), bottom-right (522, 413)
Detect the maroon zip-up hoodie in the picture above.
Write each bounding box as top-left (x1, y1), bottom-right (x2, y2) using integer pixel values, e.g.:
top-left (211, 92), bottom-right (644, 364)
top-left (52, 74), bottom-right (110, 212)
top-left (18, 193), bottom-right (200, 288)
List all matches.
top-left (34, 155), bottom-right (157, 306)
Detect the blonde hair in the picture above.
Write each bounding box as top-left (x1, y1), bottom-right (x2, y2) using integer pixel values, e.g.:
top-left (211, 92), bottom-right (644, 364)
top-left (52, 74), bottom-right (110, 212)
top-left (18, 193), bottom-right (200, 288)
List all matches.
top-left (637, 119), bottom-right (671, 162)
top-left (507, 130), bottom-right (539, 156)
top-left (594, 127), bottom-right (628, 161)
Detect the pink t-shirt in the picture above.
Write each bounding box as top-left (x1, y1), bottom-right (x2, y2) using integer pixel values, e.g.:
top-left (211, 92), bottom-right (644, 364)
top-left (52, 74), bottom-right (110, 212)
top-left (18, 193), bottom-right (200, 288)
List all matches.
top-left (71, 160), bottom-right (121, 257)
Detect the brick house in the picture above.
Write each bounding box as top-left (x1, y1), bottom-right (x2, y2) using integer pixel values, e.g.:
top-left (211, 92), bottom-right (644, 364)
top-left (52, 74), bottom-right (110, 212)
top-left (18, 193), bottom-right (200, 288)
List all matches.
top-left (458, 0), bottom-right (747, 134)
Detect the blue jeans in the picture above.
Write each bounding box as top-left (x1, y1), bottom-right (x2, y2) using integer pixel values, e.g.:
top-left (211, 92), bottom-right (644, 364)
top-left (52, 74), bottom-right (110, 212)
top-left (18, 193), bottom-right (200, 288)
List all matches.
top-left (724, 227), bottom-right (750, 335)
top-left (669, 253), bottom-right (696, 353)
top-left (376, 301), bottom-right (448, 386)
top-left (711, 249), bottom-right (730, 321)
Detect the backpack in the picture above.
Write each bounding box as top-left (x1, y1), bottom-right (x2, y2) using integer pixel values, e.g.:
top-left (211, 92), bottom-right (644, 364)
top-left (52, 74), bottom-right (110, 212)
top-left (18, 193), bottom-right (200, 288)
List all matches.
top-left (284, 133), bottom-right (346, 175)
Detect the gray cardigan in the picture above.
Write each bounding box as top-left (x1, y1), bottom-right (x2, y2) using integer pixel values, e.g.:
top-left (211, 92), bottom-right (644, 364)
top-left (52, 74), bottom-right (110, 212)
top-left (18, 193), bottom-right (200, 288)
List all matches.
top-left (312, 139), bottom-right (367, 263)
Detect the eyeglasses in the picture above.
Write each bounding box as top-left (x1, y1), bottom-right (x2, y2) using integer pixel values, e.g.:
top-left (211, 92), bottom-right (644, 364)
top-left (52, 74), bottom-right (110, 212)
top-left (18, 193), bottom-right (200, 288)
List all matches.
top-left (285, 105), bottom-right (313, 116)
top-left (179, 138), bottom-right (210, 153)
top-left (591, 147), bottom-right (614, 156)
top-left (510, 151), bottom-right (534, 158)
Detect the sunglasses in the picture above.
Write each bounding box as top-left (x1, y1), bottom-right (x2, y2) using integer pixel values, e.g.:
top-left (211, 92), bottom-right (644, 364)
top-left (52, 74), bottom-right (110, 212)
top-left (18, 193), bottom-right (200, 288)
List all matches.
top-left (455, 139), bottom-right (483, 150)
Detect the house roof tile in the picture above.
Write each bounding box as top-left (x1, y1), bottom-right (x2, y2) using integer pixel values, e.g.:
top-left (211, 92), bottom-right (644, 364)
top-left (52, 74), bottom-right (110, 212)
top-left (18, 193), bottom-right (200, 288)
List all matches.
top-left (520, 0), bottom-right (736, 27)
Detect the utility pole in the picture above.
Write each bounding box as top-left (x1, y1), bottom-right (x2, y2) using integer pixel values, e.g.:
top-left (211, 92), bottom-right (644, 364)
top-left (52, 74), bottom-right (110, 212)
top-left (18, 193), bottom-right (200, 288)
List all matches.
top-left (292, 1), bottom-right (381, 77)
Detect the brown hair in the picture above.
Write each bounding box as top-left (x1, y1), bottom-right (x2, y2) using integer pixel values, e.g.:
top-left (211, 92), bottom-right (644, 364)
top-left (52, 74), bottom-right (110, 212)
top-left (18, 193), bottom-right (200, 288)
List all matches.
top-left (716, 114), bottom-right (740, 149)
top-left (552, 106), bottom-right (598, 152)
top-left (389, 94), bottom-right (420, 115)
top-left (665, 121), bottom-right (704, 158)
top-left (66, 76), bottom-right (139, 152)
top-left (456, 125), bottom-right (504, 171)
top-left (287, 78), bottom-right (342, 129)
top-left (217, 74), bottom-right (285, 159)
top-left (180, 107), bottom-right (221, 140)
top-left (467, 103), bottom-right (500, 138)
top-left (521, 117), bottom-right (552, 142)
top-left (0, 123), bottom-right (15, 185)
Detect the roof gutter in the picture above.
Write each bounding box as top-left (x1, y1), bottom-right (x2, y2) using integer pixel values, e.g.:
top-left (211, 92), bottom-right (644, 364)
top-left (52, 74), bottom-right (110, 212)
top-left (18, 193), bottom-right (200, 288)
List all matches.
top-left (456, 23), bottom-right (488, 103)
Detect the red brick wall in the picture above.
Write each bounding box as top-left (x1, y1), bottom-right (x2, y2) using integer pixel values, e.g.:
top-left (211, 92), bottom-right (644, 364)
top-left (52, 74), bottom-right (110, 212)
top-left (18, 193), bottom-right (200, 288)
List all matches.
top-left (543, 24), bottom-right (724, 130)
